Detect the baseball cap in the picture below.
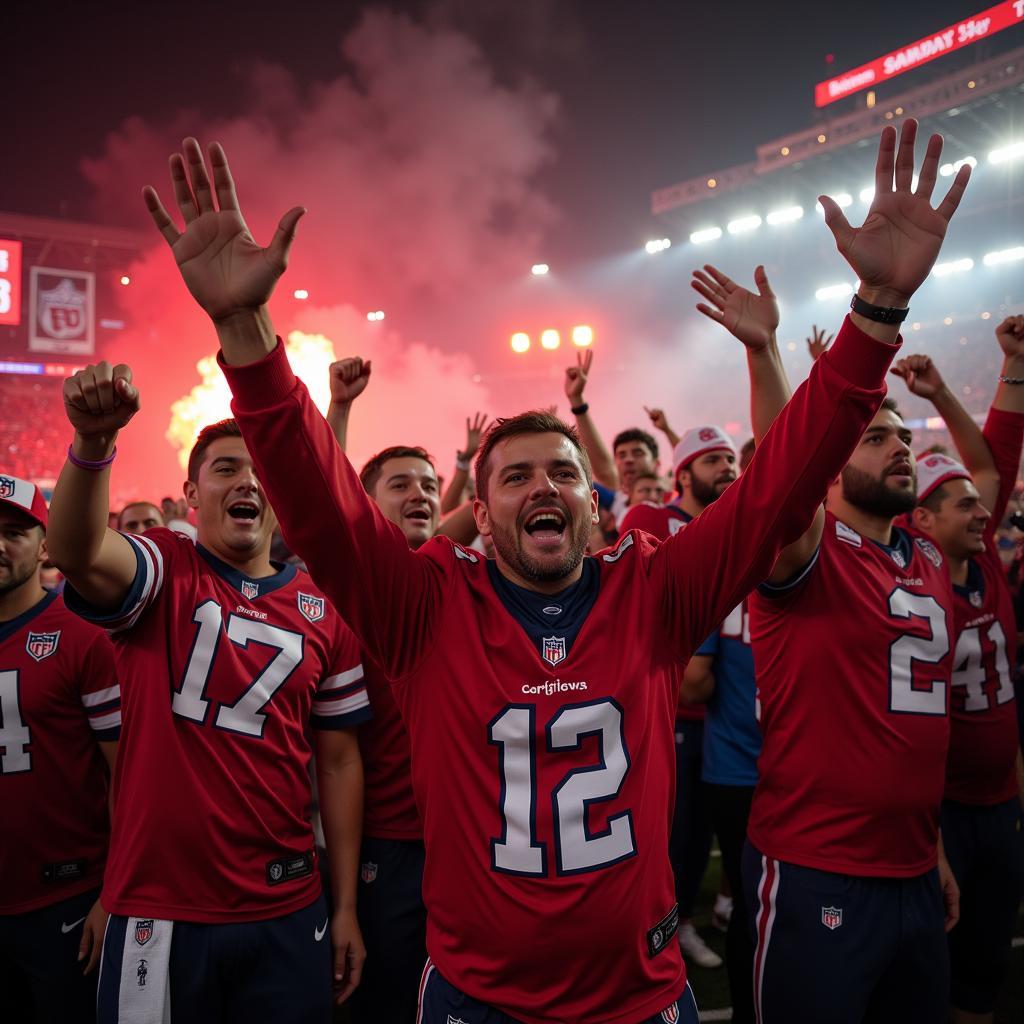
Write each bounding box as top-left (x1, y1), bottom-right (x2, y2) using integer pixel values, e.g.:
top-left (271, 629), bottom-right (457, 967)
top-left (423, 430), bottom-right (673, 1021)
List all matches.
top-left (673, 426), bottom-right (737, 475)
top-left (0, 474), bottom-right (48, 529)
top-left (916, 452), bottom-right (971, 503)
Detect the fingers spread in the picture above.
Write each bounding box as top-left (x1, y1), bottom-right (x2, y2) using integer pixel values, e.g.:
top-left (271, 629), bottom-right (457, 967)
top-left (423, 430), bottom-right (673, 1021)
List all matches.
top-left (696, 303), bottom-right (725, 324)
top-left (142, 186), bottom-right (181, 247)
top-left (874, 124), bottom-right (898, 193)
top-left (183, 137), bottom-right (216, 214)
top-left (691, 278), bottom-right (723, 310)
top-left (754, 265), bottom-right (775, 298)
top-left (267, 207), bottom-right (307, 269)
top-left (936, 162), bottom-right (972, 223)
top-left (169, 153), bottom-right (199, 224)
top-left (818, 196), bottom-right (854, 254)
top-left (208, 142), bottom-right (240, 212)
top-left (914, 133), bottom-right (943, 201)
top-left (894, 119), bottom-right (918, 192)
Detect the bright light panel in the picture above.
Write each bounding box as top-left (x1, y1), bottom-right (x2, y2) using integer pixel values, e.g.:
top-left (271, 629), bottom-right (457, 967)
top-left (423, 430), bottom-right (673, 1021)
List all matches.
top-left (645, 238), bottom-right (671, 254)
top-left (531, 263), bottom-right (549, 276)
top-left (859, 187), bottom-right (875, 204)
top-left (989, 142), bottom-right (1024, 164)
top-left (815, 282), bottom-right (854, 301)
top-left (727, 215), bottom-right (762, 235)
top-left (540, 329), bottom-right (561, 350)
top-left (689, 227), bottom-right (722, 244)
top-left (931, 258), bottom-right (974, 277)
top-left (983, 246), bottom-right (1024, 266)
top-left (571, 325), bottom-right (594, 347)
top-left (293, 289), bottom-right (309, 300)
top-left (766, 206), bottom-right (804, 226)
top-left (510, 332), bottom-right (530, 353)
top-left (939, 156), bottom-right (977, 177)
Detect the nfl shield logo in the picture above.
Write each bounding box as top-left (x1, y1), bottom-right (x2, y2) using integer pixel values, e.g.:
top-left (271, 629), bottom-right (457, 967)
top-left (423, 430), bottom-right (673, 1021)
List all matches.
top-left (660, 1006), bottom-right (680, 1024)
top-left (134, 919), bottom-right (154, 946)
top-left (298, 593), bottom-right (325, 623)
top-left (541, 635), bottom-right (566, 667)
top-left (0, 476), bottom-right (15, 499)
top-left (241, 580), bottom-right (259, 600)
top-left (26, 631), bottom-right (60, 662)
top-left (361, 862), bottom-right (378, 884)
top-left (38, 279), bottom-right (87, 339)
top-left (821, 906), bottom-right (843, 930)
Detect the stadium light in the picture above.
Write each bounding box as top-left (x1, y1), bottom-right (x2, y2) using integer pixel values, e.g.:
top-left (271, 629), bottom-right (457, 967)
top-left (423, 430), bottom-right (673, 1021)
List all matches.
top-left (931, 258), bottom-right (974, 277)
top-left (293, 288), bottom-right (309, 300)
top-left (815, 282), bottom-right (855, 301)
top-left (939, 156), bottom-right (977, 177)
top-left (531, 263), bottom-right (550, 276)
top-left (571, 325), bottom-right (594, 348)
top-left (540, 329), bottom-right (561, 351)
top-left (510, 332), bottom-right (530, 353)
top-left (645, 238), bottom-right (671, 254)
top-left (859, 187), bottom-right (874, 204)
top-left (815, 193), bottom-right (854, 215)
top-left (689, 227), bottom-right (722, 244)
top-left (119, 275), bottom-right (131, 286)
top-left (366, 310), bottom-right (385, 321)
top-left (983, 246), bottom-right (1024, 267)
top-left (727, 214), bottom-right (762, 235)
top-left (766, 206), bottom-right (804, 226)
top-left (988, 142), bottom-right (1024, 165)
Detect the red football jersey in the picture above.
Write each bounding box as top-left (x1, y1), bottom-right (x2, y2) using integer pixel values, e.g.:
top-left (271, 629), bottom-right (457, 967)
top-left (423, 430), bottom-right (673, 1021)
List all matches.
top-left (1, 592), bottom-right (120, 913)
top-left (749, 513), bottom-right (954, 877)
top-left (65, 530), bottom-right (370, 923)
top-left (943, 407), bottom-right (1024, 805)
top-left (224, 315), bottom-right (896, 1024)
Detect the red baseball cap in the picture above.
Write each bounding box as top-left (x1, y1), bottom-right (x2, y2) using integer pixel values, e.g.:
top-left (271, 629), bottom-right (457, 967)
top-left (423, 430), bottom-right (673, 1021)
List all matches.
top-left (0, 474), bottom-right (48, 529)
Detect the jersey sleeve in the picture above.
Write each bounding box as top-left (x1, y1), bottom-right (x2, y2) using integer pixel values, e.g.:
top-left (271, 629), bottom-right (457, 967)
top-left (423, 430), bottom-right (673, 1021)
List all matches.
top-left (77, 628), bottom-right (121, 741)
top-left (312, 618), bottom-right (372, 730)
top-left (221, 344), bottom-right (445, 680)
top-left (982, 406), bottom-right (1024, 534)
top-left (647, 315), bottom-right (897, 658)
top-left (619, 501), bottom-right (672, 541)
top-left (63, 529), bottom-right (176, 635)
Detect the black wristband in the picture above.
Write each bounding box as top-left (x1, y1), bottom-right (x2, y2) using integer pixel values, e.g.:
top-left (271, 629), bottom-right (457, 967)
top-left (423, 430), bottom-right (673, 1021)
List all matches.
top-left (850, 294), bottom-right (910, 324)
top-left (570, 402), bottom-right (589, 415)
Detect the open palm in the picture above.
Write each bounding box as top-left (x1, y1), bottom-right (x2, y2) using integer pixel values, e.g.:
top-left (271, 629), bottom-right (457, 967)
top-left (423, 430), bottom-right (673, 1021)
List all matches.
top-left (692, 264), bottom-right (778, 350)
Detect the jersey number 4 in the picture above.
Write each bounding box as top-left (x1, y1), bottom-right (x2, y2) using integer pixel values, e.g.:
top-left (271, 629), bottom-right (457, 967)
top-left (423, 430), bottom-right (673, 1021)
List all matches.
top-left (0, 670), bottom-right (31, 774)
top-left (172, 600), bottom-right (304, 738)
top-left (489, 698), bottom-right (636, 877)
top-left (952, 620), bottom-right (1014, 711)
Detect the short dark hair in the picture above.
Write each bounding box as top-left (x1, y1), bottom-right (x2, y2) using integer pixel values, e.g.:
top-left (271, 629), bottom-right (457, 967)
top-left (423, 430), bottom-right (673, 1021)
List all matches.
top-left (475, 411), bottom-right (592, 504)
top-left (629, 472), bottom-right (661, 491)
top-left (612, 428), bottom-right (659, 461)
top-left (880, 396), bottom-right (902, 417)
top-left (117, 501), bottom-right (164, 528)
top-left (187, 419), bottom-right (244, 482)
top-left (360, 446), bottom-right (435, 494)
top-left (918, 484), bottom-right (948, 513)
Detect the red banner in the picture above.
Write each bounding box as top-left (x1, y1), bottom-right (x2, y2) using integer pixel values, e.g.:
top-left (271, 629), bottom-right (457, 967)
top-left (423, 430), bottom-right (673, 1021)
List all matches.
top-left (0, 240), bottom-right (22, 326)
top-left (815, 1), bottom-right (1024, 107)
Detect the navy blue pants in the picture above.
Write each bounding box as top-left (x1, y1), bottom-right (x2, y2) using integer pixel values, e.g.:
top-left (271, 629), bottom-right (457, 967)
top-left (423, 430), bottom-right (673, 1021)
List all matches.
top-left (0, 886), bottom-right (100, 1023)
top-left (98, 893), bottom-right (331, 1023)
top-left (417, 958), bottom-right (699, 1023)
top-left (670, 719), bottom-right (713, 919)
top-left (942, 797), bottom-right (1024, 1014)
top-left (742, 842), bottom-right (948, 1024)
top-left (348, 836), bottom-right (427, 1023)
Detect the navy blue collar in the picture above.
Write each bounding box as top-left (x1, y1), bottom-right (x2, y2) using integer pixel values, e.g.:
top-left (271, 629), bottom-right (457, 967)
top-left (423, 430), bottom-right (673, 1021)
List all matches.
top-left (197, 545), bottom-right (297, 599)
top-left (870, 526), bottom-right (914, 569)
top-left (0, 590), bottom-right (59, 645)
top-left (953, 556), bottom-right (985, 602)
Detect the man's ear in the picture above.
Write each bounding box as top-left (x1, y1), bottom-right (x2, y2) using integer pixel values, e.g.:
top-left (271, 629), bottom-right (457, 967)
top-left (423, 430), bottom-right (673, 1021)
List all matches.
top-left (911, 505), bottom-right (931, 533)
top-left (183, 479), bottom-right (199, 511)
top-left (473, 498), bottom-right (492, 538)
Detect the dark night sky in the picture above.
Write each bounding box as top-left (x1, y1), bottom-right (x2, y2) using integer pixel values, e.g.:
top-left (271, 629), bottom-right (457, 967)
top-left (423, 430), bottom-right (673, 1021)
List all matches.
top-left (9, 0), bottom-right (1006, 263)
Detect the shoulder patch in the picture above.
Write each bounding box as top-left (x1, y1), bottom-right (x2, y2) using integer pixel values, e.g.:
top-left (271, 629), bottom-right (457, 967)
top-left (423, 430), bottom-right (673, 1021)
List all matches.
top-left (453, 544), bottom-right (479, 564)
top-left (26, 630), bottom-right (61, 662)
top-left (914, 536), bottom-right (943, 569)
top-left (298, 592), bottom-right (325, 623)
top-left (602, 533), bottom-right (635, 563)
top-left (835, 520), bottom-right (862, 548)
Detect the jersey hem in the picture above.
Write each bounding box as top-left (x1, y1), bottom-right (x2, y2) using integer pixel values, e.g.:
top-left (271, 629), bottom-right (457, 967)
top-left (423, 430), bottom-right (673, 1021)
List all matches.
top-left (749, 834), bottom-right (938, 878)
top-left (942, 786), bottom-right (1019, 808)
top-left (362, 826), bottom-right (424, 841)
top-left (102, 880), bottom-right (321, 924)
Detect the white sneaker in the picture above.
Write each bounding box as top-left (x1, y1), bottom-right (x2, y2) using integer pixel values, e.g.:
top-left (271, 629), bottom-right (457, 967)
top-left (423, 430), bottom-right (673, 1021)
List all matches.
top-left (678, 921), bottom-right (723, 968)
top-left (712, 894), bottom-right (733, 933)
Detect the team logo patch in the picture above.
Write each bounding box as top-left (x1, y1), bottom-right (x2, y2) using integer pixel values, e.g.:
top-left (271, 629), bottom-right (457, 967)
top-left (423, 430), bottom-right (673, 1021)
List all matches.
top-left (447, 1017), bottom-right (468, 1024)
top-left (660, 1005), bottom-right (681, 1023)
top-left (915, 537), bottom-right (943, 569)
top-left (890, 549), bottom-right (907, 569)
top-left (241, 580), bottom-right (259, 600)
top-left (268, 863), bottom-right (284, 882)
top-left (602, 533), bottom-right (635, 563)
top-left (134, 919), bottom-right (154, 946)
top-left (698, 427), bottom-right (718, 442)
top-left (298, 592), bottom-right (325, 623)
top-left (835, 521), bottom-right (862, 547)
top-left (26, 631), bottom-right (60, 662)
top-left (970, 591), bottom-right (983, 608)
top-left (361, 862), bottom-right (378, 884)
top-left (0, 476), bottom-right (15, 499)
top-left (542, 635), bottom-right (567, 667)
top-left (821, 906), bottom-right (843, 930)
top-left (454, 545), bottom-right (478, 564)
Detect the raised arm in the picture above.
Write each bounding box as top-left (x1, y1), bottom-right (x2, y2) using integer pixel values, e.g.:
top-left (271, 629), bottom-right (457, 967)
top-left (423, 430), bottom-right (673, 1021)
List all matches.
top-left (441, 412), bottom-right (489, 514)
top-left (564, 350), bottom-right (617, 489)
top-left (983, 314), bottom-right (1024, 527)
top-left (644, 406), bottom-right (681, 450)
top-left (326, 357), bottom-right (372, 452)
top-left (47, 363), bottom-right (142, 608)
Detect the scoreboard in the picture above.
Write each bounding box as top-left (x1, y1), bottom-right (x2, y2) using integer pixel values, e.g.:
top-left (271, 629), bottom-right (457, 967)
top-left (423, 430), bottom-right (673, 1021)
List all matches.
top-left (0, 240), bottom-right (21, 327)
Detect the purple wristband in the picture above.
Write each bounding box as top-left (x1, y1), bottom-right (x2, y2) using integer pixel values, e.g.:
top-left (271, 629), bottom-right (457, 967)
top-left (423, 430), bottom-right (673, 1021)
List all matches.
top-left (67, 443), bottom-right (117, 470)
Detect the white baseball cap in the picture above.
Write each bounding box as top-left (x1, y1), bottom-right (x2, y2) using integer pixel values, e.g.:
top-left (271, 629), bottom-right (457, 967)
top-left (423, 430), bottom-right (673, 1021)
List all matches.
top-left (916, 452), bottom-right (971, 503)
top-left (673, 426), bottom-right (737, 475)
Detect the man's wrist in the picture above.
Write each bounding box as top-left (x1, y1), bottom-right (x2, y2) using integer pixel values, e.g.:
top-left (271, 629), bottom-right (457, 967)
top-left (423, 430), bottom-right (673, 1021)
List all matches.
top-left (855, 286), bottom-right (911, 310)
top-left (213, 306), bottom-right (277, 366)
top-left (72, 432), bottom-right (117, 461)
top-left (570, 401), bottom-right (589, 416)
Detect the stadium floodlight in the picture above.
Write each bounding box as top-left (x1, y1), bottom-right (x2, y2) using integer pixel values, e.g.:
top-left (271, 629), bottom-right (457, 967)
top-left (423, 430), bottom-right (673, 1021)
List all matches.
top-left (119, 275), bottom-right (131, 286)
top-left (366, 310), bottom-right (385, 321)
top-left (293, 288), bottom-right (309, 300)
top-left (510, 332), bottom-right (530, 353)
top-left (983, 246), bottom-right (1024, 267)
top-left (815, 282), bottom-right (855, 301)
top-left (727, 214), bottom-right (762, 235)
top-left (645, 238), bottom-right (671, 254)
top-left (766, 206), bottom-right (804, 226)
top-left (859, 187), bottom-right (875, 204)
top-left (689, 227), bottom-right (722, 244)
top-left (988, 142), bottom-right (1024, 165)
top-left (939, 156), bottom-right (977, 177)
top-left (571, 325), bottom-right (594, 347)
top-left (931, 258), bottom-right (974, 277)
top-left (531, 263), bottom-right (550, 276)
top-left (834, 193), bottom-right (853, 208)
top-left (540, 329), bottom-right (561, 350)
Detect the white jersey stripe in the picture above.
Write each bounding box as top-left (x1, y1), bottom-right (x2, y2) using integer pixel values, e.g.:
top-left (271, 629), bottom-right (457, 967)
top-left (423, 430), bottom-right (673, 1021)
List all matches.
top-left (89, 710), bottom-right (122, 732)
top-left (311, 692), bottom-right (370, 717)
top-left (416, 957), bottom-right (435, 1024)
top-left (82, 685), bottom-right (120, 707)
top-left (318, 665), bottom-right (365, 692)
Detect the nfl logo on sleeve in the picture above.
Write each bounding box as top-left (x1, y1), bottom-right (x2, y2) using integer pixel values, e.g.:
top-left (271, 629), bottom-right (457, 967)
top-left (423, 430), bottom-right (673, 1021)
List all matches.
top-left (26, 631), bottom-right (60, 662)
top-left (298, 593), bottom-right (325, 623)
top-left (821, 906), bottom-right (843, 930)
top-left (542, 636), bottom-right (566, 667)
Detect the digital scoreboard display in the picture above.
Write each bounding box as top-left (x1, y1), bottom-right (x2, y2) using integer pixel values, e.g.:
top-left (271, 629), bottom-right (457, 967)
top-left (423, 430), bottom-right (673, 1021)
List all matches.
top-left (0, 239), bottom-right (22, 326)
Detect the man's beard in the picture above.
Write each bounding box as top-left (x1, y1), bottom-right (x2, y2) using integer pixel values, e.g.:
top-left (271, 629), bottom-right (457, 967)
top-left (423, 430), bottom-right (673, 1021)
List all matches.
top-left (692, 474), bottom-right (733, 509)
top-left (0, 560), bottom-right (38, 597)
top-left (841, 463), bottom-right (917, 518)
top-left (489, 515), bottom-right (591, 585)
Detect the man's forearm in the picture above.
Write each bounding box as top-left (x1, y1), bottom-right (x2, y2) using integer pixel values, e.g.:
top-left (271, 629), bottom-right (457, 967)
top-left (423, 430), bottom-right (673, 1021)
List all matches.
top-left (317, 757), bottom-right (363, 914)
top-left (747, 338), bottom-right (792, 443)
top-left (994, 353), bottom-right (1024, 414)
top-left (573, 411), bottom-right (617, 489)
top-left (48, 433), bottom-right (117, 572)
top-left (213, 306), bottom-right (278, 367)
top-left (930, 385), bottom-right (996, 481)
top-left (326, 402), bottom-right (351, 452)
top-left (441, 468), bottom-right (469, 514)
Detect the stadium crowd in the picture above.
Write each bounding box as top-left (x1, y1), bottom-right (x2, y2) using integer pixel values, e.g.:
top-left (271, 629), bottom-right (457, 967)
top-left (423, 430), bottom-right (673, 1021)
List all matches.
top-left (3, 119), bottom-right (1024, 1024)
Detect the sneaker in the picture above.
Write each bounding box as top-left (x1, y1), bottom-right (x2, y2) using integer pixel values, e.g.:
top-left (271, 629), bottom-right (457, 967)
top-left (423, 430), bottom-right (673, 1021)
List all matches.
top-left (678, 921), bottom-right (723, 968)
top-left (712, 894), bottom-right (733, 933)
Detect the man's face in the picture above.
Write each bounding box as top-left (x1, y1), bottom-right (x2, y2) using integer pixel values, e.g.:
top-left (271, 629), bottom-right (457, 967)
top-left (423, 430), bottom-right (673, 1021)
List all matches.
top-left (184, 437), bottom-right (278, 559)
top-left (475, 432), bottom-right (596, 586)
top-left (915, 479), bottom-right (990, 559)
top-left (0, 508), bottom-right (45, 596)
top-left (630, 478), bottom-right (665, 505)
top-left (370, 457), bottom-right (441, 550)
top-left (840, 408), bottom-right (916, 518)
top-left (614, 440), bottom-right (657, 490)
top-left (682, 449), bottom-right (737, 508)
top-left (119, 503), bottom-right (163, 536)
top-left (161, 498), bottom-right (177, 518)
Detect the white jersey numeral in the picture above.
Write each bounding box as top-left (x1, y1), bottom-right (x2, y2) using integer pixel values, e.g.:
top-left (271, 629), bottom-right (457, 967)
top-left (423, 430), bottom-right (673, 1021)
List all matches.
top-left (489, 698), bottom-right (636, 877)
top-left (887, 588), bottom-right (949, 715)
top-left (952, 620), bottom-right (1015, 712)
top-left (172, 601), bottom-right (305, 737)
top-left (0, 670), bottom-right (31, 773)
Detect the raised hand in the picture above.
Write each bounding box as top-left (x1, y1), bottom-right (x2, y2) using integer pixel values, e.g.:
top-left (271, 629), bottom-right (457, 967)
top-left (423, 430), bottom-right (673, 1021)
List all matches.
top-left (463, 412), bottom-right (491, 459)
top-left (890, 354), bottom-right (946, 400)
top-left (806, 325), bottom-right (834, 362)
top-left (142, 138), bottom-right (304, 321)
top-left (644, 407), bottom-right (672, 434)
top-left (565, 350), bottom-right (593, 406)
top-left (819, 120), bottom-right (971, 305)
top-left (329, 358), bottom-right (372, 405)
top-left (63, 362), bottom-right (140, 437)
top-left (995, 314), bottom-right (1024, 359)
top-left (692, 264), bottom-right (779, 350)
